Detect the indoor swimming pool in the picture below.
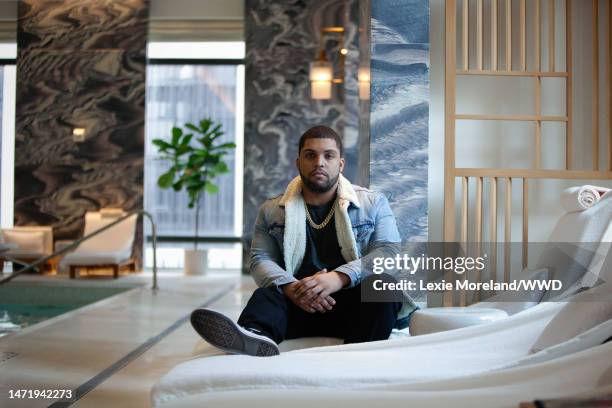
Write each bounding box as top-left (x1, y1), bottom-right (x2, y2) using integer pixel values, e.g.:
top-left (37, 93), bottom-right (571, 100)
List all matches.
top-left (0, 282), bottom-right (134, 337)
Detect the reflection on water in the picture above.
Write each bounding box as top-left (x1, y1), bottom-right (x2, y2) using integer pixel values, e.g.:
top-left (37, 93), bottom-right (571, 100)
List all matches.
top-left (0, 306), bottom-right (78, 338)
top-left (0, 310), bottom-right (21, 337)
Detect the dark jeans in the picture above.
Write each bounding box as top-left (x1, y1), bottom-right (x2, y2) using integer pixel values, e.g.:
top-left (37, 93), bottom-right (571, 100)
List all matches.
top-left (237, 284), bottom-right (402, 344)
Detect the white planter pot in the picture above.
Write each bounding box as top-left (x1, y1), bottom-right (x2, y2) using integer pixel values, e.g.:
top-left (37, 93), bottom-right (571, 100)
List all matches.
top-left (184, 249), bottom-right (208, 275)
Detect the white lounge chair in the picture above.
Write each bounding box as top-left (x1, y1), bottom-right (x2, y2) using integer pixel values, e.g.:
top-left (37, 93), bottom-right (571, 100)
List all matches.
top-left (0, 226), bottom-right (54, 273)
top-left (151, 193), bottom-right (612, 408)
top-left (61, 209), bottom-right (138, 279)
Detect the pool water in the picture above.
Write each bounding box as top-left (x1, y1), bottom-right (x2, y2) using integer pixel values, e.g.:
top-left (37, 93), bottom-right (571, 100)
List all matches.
top-left (0, 283), bottom-right (133, 337)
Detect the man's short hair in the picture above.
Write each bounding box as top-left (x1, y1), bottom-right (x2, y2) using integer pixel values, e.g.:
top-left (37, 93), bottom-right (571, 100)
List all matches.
top-left (298, 126), bottom-right (343, 157)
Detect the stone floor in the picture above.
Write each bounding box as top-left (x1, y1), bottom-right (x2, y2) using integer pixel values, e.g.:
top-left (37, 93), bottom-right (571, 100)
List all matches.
top-left (0, 270), bottom-right (249, 408)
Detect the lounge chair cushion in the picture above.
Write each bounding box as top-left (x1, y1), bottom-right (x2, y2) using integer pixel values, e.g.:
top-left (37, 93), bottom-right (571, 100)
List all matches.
top-left (2, 230), bottom-right (45, 253)
top-left (62, 212), bottom-right (137, 266)
top-left (530, 283), bottom-right (612, 353)
top-left (1, 226), bottom-right (54, 258)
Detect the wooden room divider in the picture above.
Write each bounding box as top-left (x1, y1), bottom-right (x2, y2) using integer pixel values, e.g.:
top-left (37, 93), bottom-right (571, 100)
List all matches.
top-left (443, 0), bottom-right (612, 306)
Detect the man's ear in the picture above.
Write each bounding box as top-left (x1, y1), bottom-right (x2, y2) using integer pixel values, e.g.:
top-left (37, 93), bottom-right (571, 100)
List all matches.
top-left (339, 157), bottom-right (345, 173)
top-left (295, 157), bottom-right (300, 171)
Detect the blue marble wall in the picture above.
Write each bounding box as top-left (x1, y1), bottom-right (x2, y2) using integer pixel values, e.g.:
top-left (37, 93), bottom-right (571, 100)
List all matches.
top-left (370, 0), bottom-right (429, 241)
top-left (15, 0), bottom-right (148, 263)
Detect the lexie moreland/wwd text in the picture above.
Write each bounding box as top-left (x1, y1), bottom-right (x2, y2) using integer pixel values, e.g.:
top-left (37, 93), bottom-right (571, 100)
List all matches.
top-left (372, 279), bottom-right (563, 292)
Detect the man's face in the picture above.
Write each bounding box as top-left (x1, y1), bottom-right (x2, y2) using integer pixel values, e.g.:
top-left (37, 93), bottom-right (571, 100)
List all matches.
top-left (296, 138), bottom-right (345, 194)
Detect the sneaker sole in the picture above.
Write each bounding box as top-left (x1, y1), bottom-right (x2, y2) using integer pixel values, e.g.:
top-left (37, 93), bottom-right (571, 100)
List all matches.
top-left (190, 309), bottom-right (279, 357)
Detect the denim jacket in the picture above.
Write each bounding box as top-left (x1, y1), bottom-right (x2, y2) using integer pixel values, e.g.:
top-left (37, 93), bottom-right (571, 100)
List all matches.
top-left (249, 177), bottom-right (418, 325)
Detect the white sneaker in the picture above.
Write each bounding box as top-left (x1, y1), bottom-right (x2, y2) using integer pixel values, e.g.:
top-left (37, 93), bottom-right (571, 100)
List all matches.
top-left (190, 308), bottom-right (280, 357)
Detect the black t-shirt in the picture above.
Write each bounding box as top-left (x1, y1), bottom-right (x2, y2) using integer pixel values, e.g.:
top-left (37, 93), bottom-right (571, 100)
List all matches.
top-left (295, 199), bottom-right (346, 279)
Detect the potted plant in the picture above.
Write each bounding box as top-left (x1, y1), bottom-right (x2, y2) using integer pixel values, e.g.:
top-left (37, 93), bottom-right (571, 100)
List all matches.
top-left (153, 119), bottom-right (236, 275)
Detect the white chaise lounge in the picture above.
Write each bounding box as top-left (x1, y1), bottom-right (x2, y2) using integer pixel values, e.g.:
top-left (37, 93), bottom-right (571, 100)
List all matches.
top-left (0, 226), bottom-right (54, 272)
top-left (151, 190), bottom-right (612, 408)
top-left (61, 210), bottom-right (138, 279)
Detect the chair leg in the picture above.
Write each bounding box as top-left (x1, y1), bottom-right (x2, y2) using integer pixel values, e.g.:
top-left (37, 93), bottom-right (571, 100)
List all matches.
top-left (70, 266), bottom-right (76, 279)
top-left (113, 265), bottom-right (119, 279)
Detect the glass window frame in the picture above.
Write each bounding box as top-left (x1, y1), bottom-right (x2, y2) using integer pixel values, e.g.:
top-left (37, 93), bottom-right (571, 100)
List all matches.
top-left (145, 55), bottom-right (245, 242)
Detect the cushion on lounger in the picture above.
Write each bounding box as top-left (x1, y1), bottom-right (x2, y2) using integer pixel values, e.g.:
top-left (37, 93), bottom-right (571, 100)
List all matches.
top-left (530, 283), bottom-right (612, 353)
top-left (2, 230), bottom-right (45, 253)
top-left (514, 318), bottom-right (612, 366)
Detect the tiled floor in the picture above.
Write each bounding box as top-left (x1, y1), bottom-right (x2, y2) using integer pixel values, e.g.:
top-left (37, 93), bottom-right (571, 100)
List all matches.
top-left (0, 271), bottom-right (251, 408)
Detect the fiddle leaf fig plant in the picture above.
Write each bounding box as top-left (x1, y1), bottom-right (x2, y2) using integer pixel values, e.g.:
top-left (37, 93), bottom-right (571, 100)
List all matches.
top-left (153, 119), bottom-right (236, 249)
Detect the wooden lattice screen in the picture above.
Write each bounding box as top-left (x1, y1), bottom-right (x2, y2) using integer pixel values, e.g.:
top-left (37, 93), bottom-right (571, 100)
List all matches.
top-left (444, 0), bottom-right (612, 306)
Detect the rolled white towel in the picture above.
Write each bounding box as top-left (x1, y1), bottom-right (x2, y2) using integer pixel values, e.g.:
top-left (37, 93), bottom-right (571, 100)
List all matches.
top-left (560, 185), bottom-right (610, 212)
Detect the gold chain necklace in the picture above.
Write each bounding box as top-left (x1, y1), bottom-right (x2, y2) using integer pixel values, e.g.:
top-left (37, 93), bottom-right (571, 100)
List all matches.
top-left (304, 198), bottom-right (337, 230)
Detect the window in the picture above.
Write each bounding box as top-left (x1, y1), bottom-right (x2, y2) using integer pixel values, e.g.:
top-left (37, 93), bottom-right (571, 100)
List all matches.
top-left (143, 42), bottom-right (245, 271)
top-left (0, 67), bottom-right (3, 125)
top-left (1, 67), bottom-right (4, 140)
top-left (144, 42), bottom-right (244, 240)
top-left (0, 43), bottom-right (16, 228)
top-left (145, 64), bottom-right (244, 238)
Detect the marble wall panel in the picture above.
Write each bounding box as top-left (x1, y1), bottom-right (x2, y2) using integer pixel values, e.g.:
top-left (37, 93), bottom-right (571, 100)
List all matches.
top-left (370, 0), bottom-right (429, 242)
top-left (18, 0), bottom-right (147, 52)
top-left (343, 0), bottom-right (362, 186)
top-left (15, 1), bottom-right (147, 264)
top-left (15, 50), bottom-right (146, 236)
top-left (243, 0), bottom-right (361, 254)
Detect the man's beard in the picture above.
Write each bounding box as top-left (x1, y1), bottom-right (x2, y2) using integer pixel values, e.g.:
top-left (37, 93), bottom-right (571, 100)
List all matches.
top-left (299, 170), bottom-right (339, 193)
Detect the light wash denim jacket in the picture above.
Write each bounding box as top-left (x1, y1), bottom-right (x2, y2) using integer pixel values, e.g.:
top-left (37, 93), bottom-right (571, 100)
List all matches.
top-left (249, 185), bottom-right (418, 325)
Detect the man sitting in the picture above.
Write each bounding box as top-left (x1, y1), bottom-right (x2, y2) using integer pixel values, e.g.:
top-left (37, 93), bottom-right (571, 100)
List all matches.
top-left (191, 125), bottom-right (416, 356)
